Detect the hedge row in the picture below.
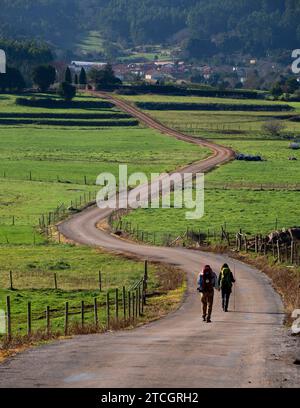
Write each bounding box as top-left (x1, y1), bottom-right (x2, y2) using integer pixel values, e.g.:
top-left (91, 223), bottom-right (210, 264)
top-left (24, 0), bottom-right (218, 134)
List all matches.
top-left (0, 118), bottom-right (139, 127)
top-left (114, 84), bottom-right (259, 99)
top-left (15, 98), bottom-right (114, 109)
top-left (136, 102), bottom-right (293, 112)
top-left (0, 112), bottom-right (131, 119)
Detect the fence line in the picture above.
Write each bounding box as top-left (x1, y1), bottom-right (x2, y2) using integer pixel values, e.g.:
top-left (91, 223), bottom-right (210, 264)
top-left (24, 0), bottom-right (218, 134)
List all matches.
top-left (108, 214), bottom-right (300, 266)
top-left (1, 266), bottom-right (148, 343)
top-left (0, 171), bottom-right (99, 187)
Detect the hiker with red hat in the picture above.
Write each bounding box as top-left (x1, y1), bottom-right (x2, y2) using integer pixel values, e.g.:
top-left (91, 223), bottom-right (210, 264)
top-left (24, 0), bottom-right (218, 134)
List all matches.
top-left (197, 265), bottom-right (218, 323)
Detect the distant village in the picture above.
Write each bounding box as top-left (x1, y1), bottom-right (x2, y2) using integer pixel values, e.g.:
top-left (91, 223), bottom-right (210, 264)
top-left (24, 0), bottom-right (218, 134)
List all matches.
top-left (64, 56), bottom-right (294, 90)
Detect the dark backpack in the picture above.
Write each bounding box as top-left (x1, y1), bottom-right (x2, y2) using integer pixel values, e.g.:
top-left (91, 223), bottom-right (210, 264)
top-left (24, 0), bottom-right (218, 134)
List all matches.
top-left (202, 266), bottom-right (214, 292)
top-left (220, 267), bottom-right (233, 289)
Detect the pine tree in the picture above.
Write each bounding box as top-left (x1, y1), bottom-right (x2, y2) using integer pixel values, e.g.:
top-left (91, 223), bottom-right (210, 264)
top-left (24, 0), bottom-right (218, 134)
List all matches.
top-left (79, 67), bottom-right (87, 85)
top-left (65, 67), bottom-right (72, 83)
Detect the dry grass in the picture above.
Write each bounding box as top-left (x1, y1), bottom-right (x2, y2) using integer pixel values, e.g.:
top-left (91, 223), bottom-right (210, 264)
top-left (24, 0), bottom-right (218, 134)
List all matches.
top-left (233, 253), bottom-right (300, 318)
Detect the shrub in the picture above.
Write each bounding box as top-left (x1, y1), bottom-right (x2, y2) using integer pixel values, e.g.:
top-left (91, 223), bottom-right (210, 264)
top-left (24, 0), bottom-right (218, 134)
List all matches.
top-left (261, 120), bottom-right (286, 136)
top-left (58, 81), bottom-right (76, 101)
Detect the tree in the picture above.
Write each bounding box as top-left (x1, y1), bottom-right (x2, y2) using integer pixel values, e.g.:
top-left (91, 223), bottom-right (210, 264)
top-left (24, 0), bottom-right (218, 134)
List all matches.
top-left (65, 67), bottom-right (72, 83)
top-left (79, 67), bottom-right (87, 85)
top-left (262, 120), bottom-right (286, 137)
top-left (88, 64), bottom-right (121, 90)
top-left (271, 83), bottom-right (283, 97)
top-left (0, 67), bottom-right (25, 92)
top-left (74, 73), bottom-right (78, 85)
top-left (32, 64), bottom-right (56, 92)
top-left (284, 78), bottom-right (299, 94)
top-left (58, 81), bottom-right (76, 101)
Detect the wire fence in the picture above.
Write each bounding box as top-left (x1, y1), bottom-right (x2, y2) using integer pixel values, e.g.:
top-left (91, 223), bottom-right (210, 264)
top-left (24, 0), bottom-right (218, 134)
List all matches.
top-left (0, 170), bottom-right (99, 186)
top-left (108, 211), bottom-right (300, 266)
top-left (1, 262), bottom-right (149, 343)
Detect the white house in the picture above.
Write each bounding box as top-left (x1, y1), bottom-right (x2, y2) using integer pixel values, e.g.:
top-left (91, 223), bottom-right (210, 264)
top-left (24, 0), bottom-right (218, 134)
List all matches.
top-left (70, 61), bottom-right (107, 73)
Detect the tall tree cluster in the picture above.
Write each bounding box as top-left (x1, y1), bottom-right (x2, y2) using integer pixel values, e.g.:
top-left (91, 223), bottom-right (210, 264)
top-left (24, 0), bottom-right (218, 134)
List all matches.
top-left (1, 1), bottom-right (300, 59)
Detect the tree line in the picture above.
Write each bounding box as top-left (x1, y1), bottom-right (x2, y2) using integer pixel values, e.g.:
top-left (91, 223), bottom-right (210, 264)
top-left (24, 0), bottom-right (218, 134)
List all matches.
top-left (0, 62), bottom-right (121, 101)
top-left (1, 1), bottom-right (300, 59)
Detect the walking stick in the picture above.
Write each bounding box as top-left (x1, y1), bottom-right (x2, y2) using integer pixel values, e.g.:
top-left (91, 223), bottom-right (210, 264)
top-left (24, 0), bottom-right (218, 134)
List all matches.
top-left (233, 263), bottom-right (236, 312)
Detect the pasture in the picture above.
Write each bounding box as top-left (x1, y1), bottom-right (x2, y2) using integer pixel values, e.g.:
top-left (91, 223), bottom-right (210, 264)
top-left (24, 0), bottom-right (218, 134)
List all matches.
top-left (0, 94), bottom-right (207, 244)
top-left (119, 93), bottom-right (300, 237)
top-left (0, 245), bottom-right (163, 335)
top-left (0, 92), bottom-right (202, 340)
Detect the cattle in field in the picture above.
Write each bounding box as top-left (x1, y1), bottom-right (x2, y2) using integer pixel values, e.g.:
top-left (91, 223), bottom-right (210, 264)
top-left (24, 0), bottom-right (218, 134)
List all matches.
top-left (288, 227), bottom-right (300, 241)
top-left (267, 227), bottom-right (300, 244)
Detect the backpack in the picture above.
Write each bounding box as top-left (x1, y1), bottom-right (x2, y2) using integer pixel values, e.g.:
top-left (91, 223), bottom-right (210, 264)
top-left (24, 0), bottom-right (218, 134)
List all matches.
top-left (220, 267), bottom-right (232, 289)
top-left (202, 265), bottom-right (214, 292)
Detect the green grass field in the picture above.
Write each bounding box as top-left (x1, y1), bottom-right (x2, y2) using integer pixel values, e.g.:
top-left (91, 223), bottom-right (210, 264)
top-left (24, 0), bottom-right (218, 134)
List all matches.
top-left (0, 94), bottom-right (208, 245)
top-left (0, 244), bottom-right (162, 335)
top-left (77, 31), bottom-right (105, 54)
top-left (0, 92), bottom-right (201, 340)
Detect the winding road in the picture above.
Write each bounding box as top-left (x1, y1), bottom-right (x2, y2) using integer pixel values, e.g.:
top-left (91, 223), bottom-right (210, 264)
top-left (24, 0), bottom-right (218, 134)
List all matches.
top-left (0, 94), bottom-right (298, 388)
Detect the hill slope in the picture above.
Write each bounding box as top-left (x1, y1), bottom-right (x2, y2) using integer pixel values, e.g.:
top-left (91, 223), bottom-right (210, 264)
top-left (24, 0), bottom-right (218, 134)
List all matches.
top-left (0, 1), bottom-right (299, 58)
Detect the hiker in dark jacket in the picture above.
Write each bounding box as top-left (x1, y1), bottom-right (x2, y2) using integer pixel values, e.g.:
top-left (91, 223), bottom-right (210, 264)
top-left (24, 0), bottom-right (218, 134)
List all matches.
top-left (218, 263), bottom-right (235, 312)
top-left (197, 265), bottom-right (218, 323)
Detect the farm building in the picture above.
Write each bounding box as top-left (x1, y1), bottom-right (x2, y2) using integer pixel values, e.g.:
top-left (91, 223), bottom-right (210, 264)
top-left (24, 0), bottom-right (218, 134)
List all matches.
top-left (70, 61), bottom-right (107, 73)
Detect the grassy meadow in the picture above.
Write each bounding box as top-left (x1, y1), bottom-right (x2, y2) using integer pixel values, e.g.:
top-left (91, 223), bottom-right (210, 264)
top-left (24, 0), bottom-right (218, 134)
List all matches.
top-left (0, 244), bottom-right (166, 335)
top-left (118, 93), bottom-right (300, 238)
top-left (0, 93), bottom-right (207, 245)
top-left (0, 92), bottom-right (203, 340)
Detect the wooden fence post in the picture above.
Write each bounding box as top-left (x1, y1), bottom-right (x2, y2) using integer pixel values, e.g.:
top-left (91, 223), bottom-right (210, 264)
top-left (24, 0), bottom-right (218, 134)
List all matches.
top-left (144, 260), bottom-right (148, 282)
top-left (122, 287), bottom-right (126, 321)
top-left (277, 241), bottom-right (281, 263)
top-left (132, 292), bottom-right (135, 321)
top-left (64, 302), bottom-right (69, 336)
top-left (46, 306), bottom-right (50, 336)
top-left (128, 291), bottom-right (131, 320)
top-left (115, 288), bottom-right (119, 322)
top-left (54, 273), bottom-right (58, 290)
top-left (106, 292), bottom-right (110, 329)
top-left (138, 285), bottom-right (141, 316)
top-left (99, 271), bottom-right (102, 292)
top-left (244, 236), bottom-right (248, 252)
top-left (94, 298), bottom-right (98, 328)
top-left (135, 289), bottom-right (138, 318)
top-left (291, 241), bottom-right (295, 264)
top-left (27, 302), bottom-right (32, 336)
top-left (9, 271), bottom-right (13, 290)
top-left (6, 296), bottom-right (11, 342)
top-left (81, 301), bottom-right (85, 329)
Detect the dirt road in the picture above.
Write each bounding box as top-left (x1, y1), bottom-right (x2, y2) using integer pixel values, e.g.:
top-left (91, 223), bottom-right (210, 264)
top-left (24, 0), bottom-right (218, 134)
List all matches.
top-left (0, 95), bottom-right (298, 388)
